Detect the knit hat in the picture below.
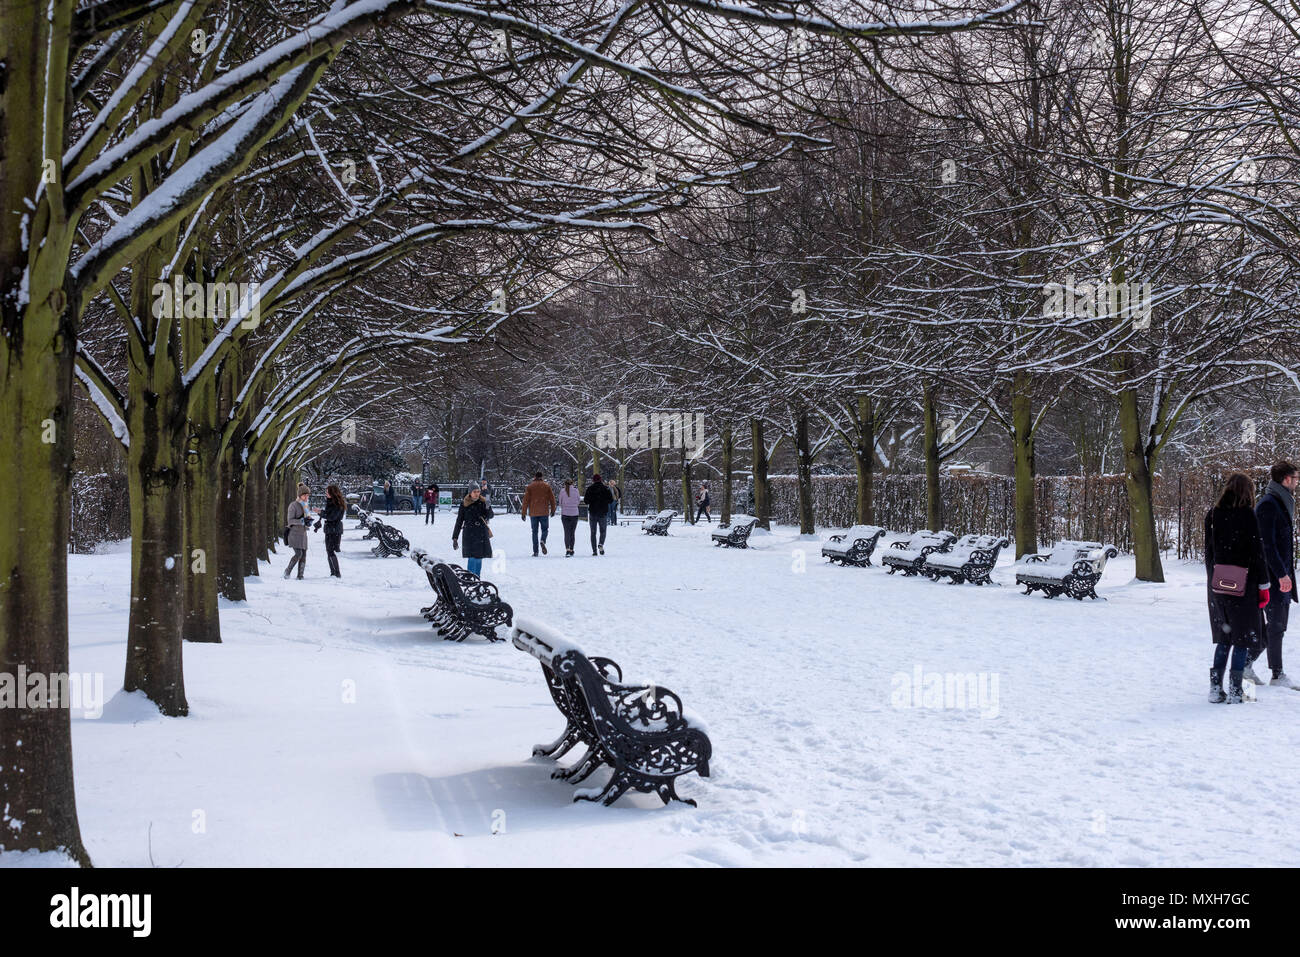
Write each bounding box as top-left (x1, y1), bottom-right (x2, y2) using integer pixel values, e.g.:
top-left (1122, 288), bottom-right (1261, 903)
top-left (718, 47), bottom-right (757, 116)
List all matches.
top-left (297, 483), bottom-right (310, 496)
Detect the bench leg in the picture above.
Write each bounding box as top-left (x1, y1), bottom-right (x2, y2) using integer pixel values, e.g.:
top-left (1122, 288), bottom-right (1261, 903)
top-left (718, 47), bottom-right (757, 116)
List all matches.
top-left (575, 770), bottom-right (631, 806)
top-left (554, 747), bottom-right (603, 784)
top-left (534, 725), bottom-right (581, 760)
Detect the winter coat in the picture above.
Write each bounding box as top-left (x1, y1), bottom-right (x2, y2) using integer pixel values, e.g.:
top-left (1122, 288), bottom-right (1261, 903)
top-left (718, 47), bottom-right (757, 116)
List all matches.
top-left (1205, 505), bottom-right (1268, 648)
top-left (1256, 487), bottom-right (1297, 604)
top-left (521, 479), bottom-right (557, 517)
top-left (320, 500), bottom-right (345, 551)
top-left (584, 481), bottom-right (613, 514)
top-left (384, 482), bottom-right (395, 504)
top-left (423, 487), bottom-right (438, 505)
top-left (453, 498), bottom-right (494, 559)
top-left (698, 489), bottom-right (710, 507)
top-left (558, 486), bottom-right (581, 516)
top-left (287, 499), bottom-right (311, 550)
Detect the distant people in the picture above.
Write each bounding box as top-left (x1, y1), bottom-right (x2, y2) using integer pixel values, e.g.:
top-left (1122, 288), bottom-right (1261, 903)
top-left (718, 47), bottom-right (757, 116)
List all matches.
top-left (695, 483), bottom-right (711, 524)
top-left (521, 471), bottom-right (557, 556)
top-left (411, 482), bottom-right (423, 514)
top-left (558, 478), bottom-right (581, 557)
top-left (608, 478), bottom-right (621, 527)
top-left (452, 485), bottom-right (494, 578)
top-left (1248, 461), bottom-right (1299, 688)
top-left (284, 483), bottom-right (313, 580)
top-left (1205, 472), bottom-right (1270, 703)
top-left (584, 474), bottom-right (613, 556)
top-left (316, 483), bottom-right (346, 578)
top-left (384, 479), bottom-right (395, 515)
top-left (423, 482), bottom-right (439, 524)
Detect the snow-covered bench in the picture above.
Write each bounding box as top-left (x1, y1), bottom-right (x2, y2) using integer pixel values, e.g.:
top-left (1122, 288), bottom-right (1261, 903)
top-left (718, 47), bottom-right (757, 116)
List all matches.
top-left (428, 561), bottom-right (512, 641)
top-left (511, 617), bottom-right (712, 807)
top-left (821, 525), bottom-right (886, 567)
top-left (923, 533), bottom-right (1010, 586)
top-left (642, 509), bottom-right (677, 536)
top-left (1015, 540), bottom-right (1119, 600)
top-left (356, 508), bottom-right (373, 530)
top-left (371, 520), bottom-right (408, 558)
top-left (882, 529), bottom-right (958, 576)
top-left (712, 515), bottom-right (757, 549)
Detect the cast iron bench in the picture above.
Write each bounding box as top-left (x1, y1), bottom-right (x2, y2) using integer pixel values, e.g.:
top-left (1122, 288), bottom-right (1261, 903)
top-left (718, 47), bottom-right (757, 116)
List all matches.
top-left (512, 618), bottom-right (711, 807)
top-left (1015, 540), bottom-right (1119, 600)
top-left (641, 509), bottom-right (677, 536)
top-left (821, 524), bottom-right (887, 567)
top-left (711, 515), bottom-right (757, 549)
top-left (923, 533), bottom-right (1010, 585)
top-left (881, 529), bottom-right (958, 576)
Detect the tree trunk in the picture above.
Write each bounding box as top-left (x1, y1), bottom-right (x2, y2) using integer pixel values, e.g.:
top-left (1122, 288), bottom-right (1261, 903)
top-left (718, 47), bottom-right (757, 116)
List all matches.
top-left (123, 373), bottom-right (190, 715)
top-left (1119, 387), bottom-right (1164, 581)
top-left (0, 2), bottom-right (91, 862)
top-left (1011, 372), bottom-right (1038, 559)
top-left (241, 468), bottom-right (259, 579)
top-left (795, 410), bottom-right (816, 534)
top-left (182, 449), bottom-right (222, 644)
top-left (651, 448), bottom-right (664, 511)
top-left (592, 447), bottom-right (601, 478)
top-left (720, 423), bottom-right (733, 527)
top-left (217, 447), bottom-right (247, 601)
top-left (751, 417), bottom-right (770, 529)
top-left (855, 395), bottom-right (875, 525)
top-left (923, 385), bottom-right (942, 530)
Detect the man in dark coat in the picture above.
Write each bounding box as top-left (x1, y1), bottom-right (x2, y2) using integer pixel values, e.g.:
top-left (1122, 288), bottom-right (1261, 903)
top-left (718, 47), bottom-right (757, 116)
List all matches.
top-left (584, 474), bottom-right (614, 556)
top-left (1250, 461), bottom-right (1299, 688)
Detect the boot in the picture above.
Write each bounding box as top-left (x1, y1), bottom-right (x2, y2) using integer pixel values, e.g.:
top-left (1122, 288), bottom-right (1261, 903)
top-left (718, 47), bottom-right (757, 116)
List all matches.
top-left (1209, 668), bottom-right (1226, 704)
top-left (1243, 662), bottom-right (1263, 685)
top-left (1226, 669), bottom-right (1245, 704)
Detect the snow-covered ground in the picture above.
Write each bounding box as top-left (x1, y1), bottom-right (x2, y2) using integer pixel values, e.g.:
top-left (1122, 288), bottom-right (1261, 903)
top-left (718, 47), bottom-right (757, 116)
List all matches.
top-left (38, 509), bottom-right (1300, 866)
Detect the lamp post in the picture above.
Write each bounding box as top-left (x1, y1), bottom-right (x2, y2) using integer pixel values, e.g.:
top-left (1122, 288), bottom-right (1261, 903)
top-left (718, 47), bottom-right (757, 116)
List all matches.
top-left (420, 433), bottom-right (431, 485)
top-left (552, 461), bottom-right (560, 480)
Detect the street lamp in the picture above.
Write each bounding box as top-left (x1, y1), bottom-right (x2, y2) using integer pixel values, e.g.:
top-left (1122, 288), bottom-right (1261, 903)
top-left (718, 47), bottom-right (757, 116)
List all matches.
top-left (420, 433), bottom-right (431, 484)
top-left (552, 461), bottom-right (560, 480)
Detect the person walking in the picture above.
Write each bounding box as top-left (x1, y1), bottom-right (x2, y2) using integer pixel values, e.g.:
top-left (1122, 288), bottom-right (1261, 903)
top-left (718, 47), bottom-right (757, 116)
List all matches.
top-left (695, 483), bottom-right (712, 524)
top-left (1248, 461), bottom-right (1299, 688)
top-left (521, 471), bottom-right (557, 556)
top-left (316, 483), bottom-right (347, 578)
top-left (284, 483), bottom-right (314, 579)
top-left (384, 479), bottom-right (395, 515)
top-left (584, 473), bottom-right (613, 556)
top-left (411, 482), bottom-right (422, 515)
top-left (452, 485), bottom-right (494, 578)
top-left (423, 482), bottom-right (439, 524)
top-left (607, 478), bottom-right (621, 528)
top-left (558, 478), bottom-right (581, 556)
top-left (1205, 472), bottom-right (1271, 703)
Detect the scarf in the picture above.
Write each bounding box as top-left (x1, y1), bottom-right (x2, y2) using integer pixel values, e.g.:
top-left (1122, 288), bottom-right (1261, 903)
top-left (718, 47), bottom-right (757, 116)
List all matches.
top-left (1266, 480), bottom-right (1295, 528)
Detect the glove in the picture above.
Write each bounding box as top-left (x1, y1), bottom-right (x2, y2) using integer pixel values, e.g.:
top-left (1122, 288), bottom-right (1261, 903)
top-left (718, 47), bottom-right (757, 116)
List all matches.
top-left (1259, 588), bottom-right (1271, 609)
top-left (521, 514), bottom-right (526, 522)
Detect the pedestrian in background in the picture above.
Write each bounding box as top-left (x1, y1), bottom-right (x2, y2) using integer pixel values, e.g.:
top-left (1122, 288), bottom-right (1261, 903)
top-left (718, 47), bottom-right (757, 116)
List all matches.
top-left (284, 483), bottom-right (313, 579)
top-left (452, 485), bottom-right (494, 578)
top-left (558, 478), bottom-right (581, 556)
top-left (1247, 461), bottom-right (1300, 688)
top-left (521, 471), bottom-right (557, 556)
top-left (584, 474), bottom-right (613, 556)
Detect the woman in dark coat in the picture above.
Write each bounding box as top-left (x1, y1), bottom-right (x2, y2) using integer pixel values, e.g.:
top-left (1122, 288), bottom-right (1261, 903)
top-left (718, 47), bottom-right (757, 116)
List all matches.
top-left (1205, 472), bottom-right (1271, 703)
top-left (316, 483), bottom-right (347, 578)
top-left (452, 486), bottom-right (494, 578)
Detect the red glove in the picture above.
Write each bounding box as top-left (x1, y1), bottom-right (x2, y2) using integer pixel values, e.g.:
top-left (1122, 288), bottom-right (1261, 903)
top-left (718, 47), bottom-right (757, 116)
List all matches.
top-left (1259, 588), bottom-right (1271, 609)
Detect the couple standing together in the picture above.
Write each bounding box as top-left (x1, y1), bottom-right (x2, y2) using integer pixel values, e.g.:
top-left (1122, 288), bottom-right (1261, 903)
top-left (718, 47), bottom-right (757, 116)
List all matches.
top-left (520, 472), bottom-right (617, 557)
top-left (1205, 461), bottom-right (1298, 703)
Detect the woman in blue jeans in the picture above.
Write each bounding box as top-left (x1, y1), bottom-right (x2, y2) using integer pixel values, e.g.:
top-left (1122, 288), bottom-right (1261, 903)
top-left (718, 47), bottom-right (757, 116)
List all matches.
top-left (1205, 472), bottom-right (1270, 703)
top-left (452, 486), bottom-right (494, 577)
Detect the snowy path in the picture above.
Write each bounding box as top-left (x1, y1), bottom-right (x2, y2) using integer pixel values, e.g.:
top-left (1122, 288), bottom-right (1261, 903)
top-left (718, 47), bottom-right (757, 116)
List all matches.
top-left (57, 510), bottom-right (1300, 866)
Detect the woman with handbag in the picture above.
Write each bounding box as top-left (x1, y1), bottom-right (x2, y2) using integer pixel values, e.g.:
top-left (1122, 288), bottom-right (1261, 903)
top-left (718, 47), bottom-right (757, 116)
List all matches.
top-left (1205, 472), bottom-right (1271, 703)
top-left (315, 484), bottom-right (347, 578)
top-left (452, 485), bottom-right (494, 578)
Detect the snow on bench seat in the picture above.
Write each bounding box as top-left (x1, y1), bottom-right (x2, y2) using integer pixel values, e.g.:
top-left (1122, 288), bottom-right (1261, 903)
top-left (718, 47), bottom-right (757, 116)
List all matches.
top-left (923, 534), bottom-right (1010, 585)
top-left (1015, 540), bottom-right (1119, 600)
top-left (881, 529), bottom-right (957, 576)
top-left (821, 524), bottom-right (886, 566)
